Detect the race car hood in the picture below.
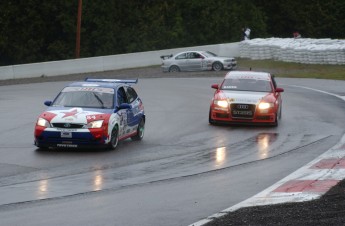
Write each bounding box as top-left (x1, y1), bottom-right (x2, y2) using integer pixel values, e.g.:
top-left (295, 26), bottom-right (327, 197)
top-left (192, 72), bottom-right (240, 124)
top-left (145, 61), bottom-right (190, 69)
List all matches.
top-left (39, 107), bottom-right (113, 124)
top-left (215, 90), bottom-right (272, 104)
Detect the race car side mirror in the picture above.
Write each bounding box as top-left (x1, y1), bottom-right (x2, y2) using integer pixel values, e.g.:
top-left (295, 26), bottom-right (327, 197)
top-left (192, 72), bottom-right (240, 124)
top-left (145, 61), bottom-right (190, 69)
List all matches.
top-left (275, 87), bottom-right (284, 93)
top-left (44, 100), bottom-right (52, 106)
top-left (211, 84), bottom-right (219, 89)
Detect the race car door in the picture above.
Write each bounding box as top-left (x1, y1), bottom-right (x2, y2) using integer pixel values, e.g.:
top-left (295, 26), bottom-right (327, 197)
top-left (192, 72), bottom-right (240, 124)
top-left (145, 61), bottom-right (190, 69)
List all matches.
top-left (124, 86), bottom-right (141, 127)
top-left (117, 86), bottom-right (140, 137)
top-left (174, 52), bottom-right (189, 71)
top-left (116, 86), bottom-right (133, 137)
top-left (187, 52), bottom-right (204, 71)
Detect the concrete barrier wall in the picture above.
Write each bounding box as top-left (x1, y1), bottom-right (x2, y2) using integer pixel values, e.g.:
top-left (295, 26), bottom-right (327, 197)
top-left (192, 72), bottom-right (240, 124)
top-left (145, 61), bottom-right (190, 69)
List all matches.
top-left (0, 42), bottom-right (240, 81)
top-left (1, 38), bottom-right (343, 81)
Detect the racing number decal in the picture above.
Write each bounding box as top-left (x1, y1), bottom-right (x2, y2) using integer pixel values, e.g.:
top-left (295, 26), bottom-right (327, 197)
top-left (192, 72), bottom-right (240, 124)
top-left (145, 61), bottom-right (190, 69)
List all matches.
top-left (202, 60), bottom-right (207, 69)
top-left (86, 115), bottom-right (97, 121)
top-left (119, 110), bottom-right (128, 135)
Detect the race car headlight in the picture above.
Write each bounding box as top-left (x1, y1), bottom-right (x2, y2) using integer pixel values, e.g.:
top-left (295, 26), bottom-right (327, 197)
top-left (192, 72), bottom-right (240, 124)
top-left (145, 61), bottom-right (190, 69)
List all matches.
top-left (37, 118), bottom-right (51, 128)
top-left (214, 100), bottom-right (229, 108)
top-left (258, 102), bottom-right (274, 110)
top-left (87, 120), bottom-right (104, 128)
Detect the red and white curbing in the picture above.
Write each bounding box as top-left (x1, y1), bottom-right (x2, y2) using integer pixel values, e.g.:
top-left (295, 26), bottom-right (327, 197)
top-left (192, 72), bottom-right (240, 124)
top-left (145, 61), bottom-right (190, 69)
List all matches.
top-left (190, 86), bottom-right (345, 226)
top-left (191, 134), bottom-right (345, 226)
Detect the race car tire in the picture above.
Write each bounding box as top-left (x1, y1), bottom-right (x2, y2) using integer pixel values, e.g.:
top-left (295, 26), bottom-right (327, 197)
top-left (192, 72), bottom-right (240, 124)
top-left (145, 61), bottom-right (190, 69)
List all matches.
top-left (131, 118), bottom-right (145, 141)
top-left (212, 62), bottom-right (223, 71)
top-left (272, 105), bottom-right (282, 127)
top-left (34, 141), bottom-right (48, 150)
top-left (36, 146), bottom-right (48, 151)
top-left (209, 108), bottom-right (217, 125)
top-left (272, 113), bottom-right (279, 127)
top-left (109, 126), bottom-right (119, 149)
top-left (169, 65), bottom-right (180, 72)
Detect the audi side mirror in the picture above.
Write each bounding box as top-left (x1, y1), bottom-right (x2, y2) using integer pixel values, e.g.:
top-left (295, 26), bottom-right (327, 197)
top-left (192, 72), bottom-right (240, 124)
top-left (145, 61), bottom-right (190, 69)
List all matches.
top-left (211, 84), bottom-right (219, 89)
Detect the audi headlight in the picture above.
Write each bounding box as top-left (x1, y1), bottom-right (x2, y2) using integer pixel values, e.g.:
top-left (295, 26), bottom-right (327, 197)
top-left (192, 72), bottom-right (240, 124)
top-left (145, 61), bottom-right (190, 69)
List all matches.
top-left (258, 102), bottom-right (274, 110)
top-left (214, 100), bottom-right (229, 108)
top-left (87, 120), bottom-right (104, 128)
top-left (37, 118), bottom-right (51, 128)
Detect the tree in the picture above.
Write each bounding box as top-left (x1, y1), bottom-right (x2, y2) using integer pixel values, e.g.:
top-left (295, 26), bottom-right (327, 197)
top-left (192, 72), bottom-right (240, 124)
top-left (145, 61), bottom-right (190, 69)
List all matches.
top-left (0, 0), bottom-right (344, 66)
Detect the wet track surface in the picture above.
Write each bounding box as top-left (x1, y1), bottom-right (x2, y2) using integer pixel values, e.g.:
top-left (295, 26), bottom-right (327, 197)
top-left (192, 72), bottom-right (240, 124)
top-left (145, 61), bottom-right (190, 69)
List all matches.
top-left (0, 72), bottom-right (344, 225)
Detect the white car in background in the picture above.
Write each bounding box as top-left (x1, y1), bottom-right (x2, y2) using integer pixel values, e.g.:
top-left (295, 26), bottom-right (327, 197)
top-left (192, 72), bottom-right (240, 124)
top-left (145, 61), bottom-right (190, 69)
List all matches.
top-left (160, 50), bottom-right (237, 72)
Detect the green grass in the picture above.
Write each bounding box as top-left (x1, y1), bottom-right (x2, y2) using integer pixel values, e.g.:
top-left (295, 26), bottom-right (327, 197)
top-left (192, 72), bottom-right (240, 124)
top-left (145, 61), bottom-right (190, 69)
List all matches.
top-left (237, 58), bottom-right (345, 80)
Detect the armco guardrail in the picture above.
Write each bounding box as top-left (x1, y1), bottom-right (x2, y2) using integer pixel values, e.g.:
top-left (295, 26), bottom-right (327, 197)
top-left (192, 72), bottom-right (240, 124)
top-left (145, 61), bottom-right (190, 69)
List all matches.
top-left (0, 42), bottom-right (240, 81)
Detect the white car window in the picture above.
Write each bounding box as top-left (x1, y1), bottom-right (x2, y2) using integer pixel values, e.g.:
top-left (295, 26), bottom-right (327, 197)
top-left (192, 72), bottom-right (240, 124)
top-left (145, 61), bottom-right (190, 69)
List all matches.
top-left (175, 53), bottom-right (187, 60)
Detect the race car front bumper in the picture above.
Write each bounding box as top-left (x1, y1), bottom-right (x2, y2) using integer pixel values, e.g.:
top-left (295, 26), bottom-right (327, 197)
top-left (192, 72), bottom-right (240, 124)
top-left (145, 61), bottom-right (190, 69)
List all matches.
top-left (34, 128), bottom-right (109, 149)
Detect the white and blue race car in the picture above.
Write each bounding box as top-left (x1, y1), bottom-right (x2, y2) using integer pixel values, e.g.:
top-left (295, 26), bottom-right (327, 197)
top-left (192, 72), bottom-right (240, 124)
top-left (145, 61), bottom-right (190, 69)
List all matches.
top-left (34, 78), bottom-right (145, 150)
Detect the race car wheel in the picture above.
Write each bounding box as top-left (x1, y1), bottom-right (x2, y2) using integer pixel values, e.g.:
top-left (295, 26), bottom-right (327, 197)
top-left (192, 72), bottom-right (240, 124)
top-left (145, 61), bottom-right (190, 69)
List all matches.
top-left (109, 126), bottom-right (119, 149)
top-left (272, 114), bottom-right (279, 127)
top-left (272, 105), bottom-right (282, 127)
top-left (209, 108), bottom-right (217, 125)
top-left (279, 104), bottom-right (282, 119)
top-left (212, 62), bottom-right (223, 71)
top-left (131, 118), bottom-right (145, 141)
top-left (169, 65), bottom-right (180, 72)
top-left (34, 141), bottom-right (48, 150)
top-left (36, 146), bottom-right (48, 151)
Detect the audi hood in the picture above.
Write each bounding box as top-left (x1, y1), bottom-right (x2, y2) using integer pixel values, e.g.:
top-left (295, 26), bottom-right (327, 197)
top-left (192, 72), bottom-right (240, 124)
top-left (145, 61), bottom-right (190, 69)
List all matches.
top-left (214, 90), bottom-right (274, 104)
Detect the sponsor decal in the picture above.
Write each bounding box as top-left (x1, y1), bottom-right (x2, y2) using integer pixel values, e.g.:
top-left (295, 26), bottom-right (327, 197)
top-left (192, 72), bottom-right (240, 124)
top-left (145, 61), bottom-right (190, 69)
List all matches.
top-left (223, 86), bottom-right (237, 89)
top-left (62, 87), bottom-right (114, 94)
top-left (234, 98), bottom-right (257, 103)
top-left (57, 144), bottom-right (78, 148)
top-left (57, 128), bottom-right (77, 132)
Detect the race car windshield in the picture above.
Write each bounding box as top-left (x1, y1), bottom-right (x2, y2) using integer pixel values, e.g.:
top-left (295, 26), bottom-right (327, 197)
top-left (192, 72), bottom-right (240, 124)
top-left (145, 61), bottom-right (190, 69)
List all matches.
top-left (221, 78), bottom-right (272, 92)
top-left (52, 90), bottom-right (114, 109)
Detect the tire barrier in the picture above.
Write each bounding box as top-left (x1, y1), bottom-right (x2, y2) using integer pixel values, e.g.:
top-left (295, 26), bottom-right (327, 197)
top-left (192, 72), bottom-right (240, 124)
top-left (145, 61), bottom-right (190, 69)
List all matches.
top-left (240, 38), bottom-right (345, 65)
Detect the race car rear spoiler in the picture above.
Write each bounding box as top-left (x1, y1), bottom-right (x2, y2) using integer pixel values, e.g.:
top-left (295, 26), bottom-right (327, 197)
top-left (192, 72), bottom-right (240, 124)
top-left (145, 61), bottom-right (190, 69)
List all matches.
top-left (160, 54), bottom-right (173, 60)
top-left (85, 78), bottom-right (138, 84)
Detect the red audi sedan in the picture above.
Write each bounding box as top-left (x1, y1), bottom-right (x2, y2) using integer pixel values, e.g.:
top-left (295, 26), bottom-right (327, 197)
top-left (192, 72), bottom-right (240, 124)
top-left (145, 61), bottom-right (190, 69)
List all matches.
top-left (209, 71), bottom-right (284, 126)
